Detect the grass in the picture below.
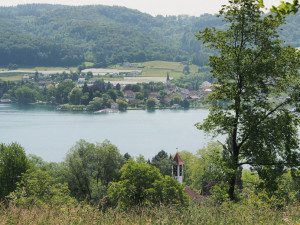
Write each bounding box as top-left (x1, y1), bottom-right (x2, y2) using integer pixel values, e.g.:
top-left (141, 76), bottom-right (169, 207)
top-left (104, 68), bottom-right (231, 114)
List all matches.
top-left (136, 61), bottom-right (198, 79)
top-left (1, 200), bottom-right (299, 224)
top-left (0, 61), bottom-right (199, 82)
top-left (84, 62), bottom-right (94, 67)
top-left (19, 67), bottom-right (77, 71)
top-left (111, 61), bottom-right (199, 79)
top-left (0, 73), bottom-right (25, 81)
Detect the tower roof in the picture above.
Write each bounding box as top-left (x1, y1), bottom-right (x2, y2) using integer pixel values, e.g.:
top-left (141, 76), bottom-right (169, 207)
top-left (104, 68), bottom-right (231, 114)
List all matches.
top-left (173, 153), bottom-right (184, 165)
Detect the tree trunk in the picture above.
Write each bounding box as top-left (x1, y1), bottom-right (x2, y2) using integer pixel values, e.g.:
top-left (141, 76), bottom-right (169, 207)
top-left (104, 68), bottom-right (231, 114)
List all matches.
top-left (228, 173), bottom-right (236, 201)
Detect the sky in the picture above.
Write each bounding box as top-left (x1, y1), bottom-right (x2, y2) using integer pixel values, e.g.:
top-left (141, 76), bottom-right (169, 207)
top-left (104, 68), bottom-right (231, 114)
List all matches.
top-left (0, 0), bottom-right (283, 16)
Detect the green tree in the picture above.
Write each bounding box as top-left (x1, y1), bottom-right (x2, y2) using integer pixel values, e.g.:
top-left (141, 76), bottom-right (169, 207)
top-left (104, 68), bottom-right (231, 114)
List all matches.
top-left (87, 97), bottom-right (104, 111)
top-left (80, 92), bottom-right (90, 105)
top-left (181, 99), bottom-right (190, 108)
top-left (46, 84), bottom-right (56, 104)
top-left (151, 150), bottom-right (173, 176)
top-left (14, 86), bottom-right (37, 104)
top-left (191, 142), bottom-right (226, 195)
top-left (158, 90), bottom-right (167, 105)
top-left (55, 81), bottom-right (75, 104)
top-left (108, 160), bottom-right (188, 209)
top-left (263, 0), bottom-right (300, 16)
top-left (183, 65), bottom-right (190, 75)
top-left (135, 92), bottom-right (144, 100)
top-left (65, 139), bottom-right (124, 202)
top-left (117, 99), bottom-right (128, 110)
top-left (170, 94), bottom-right (182, 105)
top-left (0, 143), bottom-right (30, 199)
top-left (146, 98), bottom-right (156, 109)
top-left (34, 71), bottom-right (39, 81)
top-left (8, 169), bottom-right (76, 207)
top-left (196, 0), bottom-right (300, 200)
top-left (107, 89), bottom-right (117, 102)
top-left (68, 87), bottom-right (83, 105)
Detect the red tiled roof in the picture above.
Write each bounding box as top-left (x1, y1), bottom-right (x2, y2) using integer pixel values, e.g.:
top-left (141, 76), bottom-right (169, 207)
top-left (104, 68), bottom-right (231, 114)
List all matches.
top-left (173, 153), bottom-right (184, 165)
top-left (184, 187), bottom-right (203, 204)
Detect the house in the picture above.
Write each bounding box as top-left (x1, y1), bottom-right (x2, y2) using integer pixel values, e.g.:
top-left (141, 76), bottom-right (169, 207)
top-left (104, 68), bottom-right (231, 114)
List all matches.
top-left (188, 95), bottom-right (200, 100)
top-left (184, 187), bottom-right (202, 204)
top-left (111, 103), bottom-right (119, 110)
top-left (122, 62), bottom-right (136, 68)
top-left (172, 153), bottom-right (184, 184)
top-left (129, 99), bottom-right (140, 105)
top-left (149, 92), bottom-right (158, 99)
top-left (23, 74), bottom-right (30, 81)
top-left (203, 89), bottom-right (213, 93)
top-left (124, 90), bottom-right (135, 100)
top-left (129, 70), bottom-right (141, 76)
top-left (202, 81), bottom-right (212, 89)
top-left (180, 88), bottom-right (190, 95)
top-left (172, 104), bottom-right (181, 109)
top-left (78, 78), bottom-right (85, 84)
top-left (0, 99), bottom-right (12, 103)
top-left (38, 81), bottom-right (52, 88)
top-left (163, 96), bottom-right (170, 104)
top-left (88, 79), bottom-right (96, 85)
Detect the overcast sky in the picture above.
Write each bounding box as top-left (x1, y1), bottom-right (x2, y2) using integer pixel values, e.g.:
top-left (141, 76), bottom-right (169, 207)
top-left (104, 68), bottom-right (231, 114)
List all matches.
top-left (0, 0), bottom-right (283, 16)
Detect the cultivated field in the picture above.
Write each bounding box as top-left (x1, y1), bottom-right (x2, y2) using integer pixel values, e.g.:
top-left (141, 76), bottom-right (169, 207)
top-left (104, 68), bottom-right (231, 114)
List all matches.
top-left (0, 61), bottom-right (197, 82)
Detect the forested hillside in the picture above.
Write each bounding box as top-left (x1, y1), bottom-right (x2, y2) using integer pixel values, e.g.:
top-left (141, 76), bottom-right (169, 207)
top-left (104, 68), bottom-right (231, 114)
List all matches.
top-left (0, 4), bottom-right (299, 67)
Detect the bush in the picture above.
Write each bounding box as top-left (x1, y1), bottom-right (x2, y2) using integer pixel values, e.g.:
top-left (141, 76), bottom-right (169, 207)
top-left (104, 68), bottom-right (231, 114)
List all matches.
top-left (108, 160), bottom-right (189, 209)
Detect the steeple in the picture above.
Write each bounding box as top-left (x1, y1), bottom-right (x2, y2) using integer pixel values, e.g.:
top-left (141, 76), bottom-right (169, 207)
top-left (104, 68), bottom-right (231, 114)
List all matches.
top-left (172, 153), bottom-right (184, 184)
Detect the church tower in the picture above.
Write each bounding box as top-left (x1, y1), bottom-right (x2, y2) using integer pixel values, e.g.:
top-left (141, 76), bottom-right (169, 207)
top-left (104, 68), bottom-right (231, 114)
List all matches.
top-left (172, 153), bottom-right (184, 184)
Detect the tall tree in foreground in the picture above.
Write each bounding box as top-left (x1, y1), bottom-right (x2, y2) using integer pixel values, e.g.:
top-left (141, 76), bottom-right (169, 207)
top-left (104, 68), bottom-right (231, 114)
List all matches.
top-left (196, 0), bottom-right (300, 200)
top-left (0, 143), bottom-right (30, 199)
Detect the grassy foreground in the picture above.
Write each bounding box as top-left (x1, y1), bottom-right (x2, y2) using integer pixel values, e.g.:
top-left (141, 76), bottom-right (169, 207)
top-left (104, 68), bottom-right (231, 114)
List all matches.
top-left (1, 200), bottom-right (299, 225)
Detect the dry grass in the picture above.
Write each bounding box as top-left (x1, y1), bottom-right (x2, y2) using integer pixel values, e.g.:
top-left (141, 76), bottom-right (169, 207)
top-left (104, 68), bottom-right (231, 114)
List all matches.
top-left (1, 201), bottom-right (299, 225)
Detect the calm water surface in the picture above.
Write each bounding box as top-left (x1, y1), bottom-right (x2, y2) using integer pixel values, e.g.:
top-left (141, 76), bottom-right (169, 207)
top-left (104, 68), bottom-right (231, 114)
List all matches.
top-left (0, 104), bottom-right (218, 162)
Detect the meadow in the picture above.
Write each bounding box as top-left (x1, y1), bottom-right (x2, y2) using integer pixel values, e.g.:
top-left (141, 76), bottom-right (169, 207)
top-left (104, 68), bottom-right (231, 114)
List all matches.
top-left (1, 200), bottom-right (299, 225)
top-left (0, 61), bottom-right (194, 82)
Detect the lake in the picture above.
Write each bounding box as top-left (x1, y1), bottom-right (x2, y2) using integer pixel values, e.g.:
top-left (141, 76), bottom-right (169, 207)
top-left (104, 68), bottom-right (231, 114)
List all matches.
top-left (0, 104), bottom-right (219, 162)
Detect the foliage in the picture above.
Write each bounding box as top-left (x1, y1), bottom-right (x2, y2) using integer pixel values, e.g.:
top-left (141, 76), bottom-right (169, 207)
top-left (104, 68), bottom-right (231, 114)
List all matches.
top-left (14, 86), bottom-right (38, 104)
top-left (68, 87), bottom-right (83, 105)
top-left (117, 99), bottom-right (128, 110)
top-left (267, 0), bottom-right (300, 16)
top-left (191, 142), bottom-right (225, 194)
top-left (146, 98), bottom-right (156, 109)
top-left (0, 143), bottom-right (30, 200)
top-left (0, 4), bottom-right (299, 67)
top-left (108, 160), bottom-right (188, 209)
top-left (196, 0), bottom-right (300, 200)
top-left (151, 150), bottom-right (173, 176)
top-left (65, 139), bottom-right (124, 203)
top-left (8, 169), bottom-right (77, 207)
top-left (87, 97), bottom-right (104, 111)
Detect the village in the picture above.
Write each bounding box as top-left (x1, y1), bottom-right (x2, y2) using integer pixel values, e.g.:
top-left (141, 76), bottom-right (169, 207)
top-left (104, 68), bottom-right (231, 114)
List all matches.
top-left (1, 66), bottom-right (215, 111)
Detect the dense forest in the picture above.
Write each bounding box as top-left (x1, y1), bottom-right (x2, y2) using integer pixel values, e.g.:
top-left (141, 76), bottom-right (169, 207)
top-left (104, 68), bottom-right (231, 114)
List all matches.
top-left (0, 4), bottom-right (299, 67)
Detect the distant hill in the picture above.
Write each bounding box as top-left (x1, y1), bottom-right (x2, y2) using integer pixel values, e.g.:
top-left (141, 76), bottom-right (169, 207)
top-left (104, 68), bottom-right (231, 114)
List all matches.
top-left (0, 4), bottom-right (299, 67)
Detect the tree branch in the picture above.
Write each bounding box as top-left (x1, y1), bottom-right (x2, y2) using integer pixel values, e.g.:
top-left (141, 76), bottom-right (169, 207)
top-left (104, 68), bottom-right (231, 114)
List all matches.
top-left (238, 98), bottom-right (291, 149)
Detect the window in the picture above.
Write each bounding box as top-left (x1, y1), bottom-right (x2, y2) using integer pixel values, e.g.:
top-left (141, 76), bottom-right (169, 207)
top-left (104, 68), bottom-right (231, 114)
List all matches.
top-left (173, 165), bottom-right (177, 176)
top-left (179, 165), bottom-right (182, 176)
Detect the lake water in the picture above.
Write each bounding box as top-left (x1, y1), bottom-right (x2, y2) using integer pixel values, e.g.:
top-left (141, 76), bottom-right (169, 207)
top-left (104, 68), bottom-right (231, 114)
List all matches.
top-left (0, 104), bottom-right (219, 162)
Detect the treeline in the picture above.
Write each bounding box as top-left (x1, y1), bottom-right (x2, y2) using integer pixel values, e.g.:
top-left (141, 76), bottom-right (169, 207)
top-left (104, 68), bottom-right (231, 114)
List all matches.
top-left (1, 140), bottom-right (299, 212)
top-left (0, 32), bottom-right (83, 67)
top-left (1, 4), bottom-right (299, 67)
top-left (0, 141), bottom-right (188, 209)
